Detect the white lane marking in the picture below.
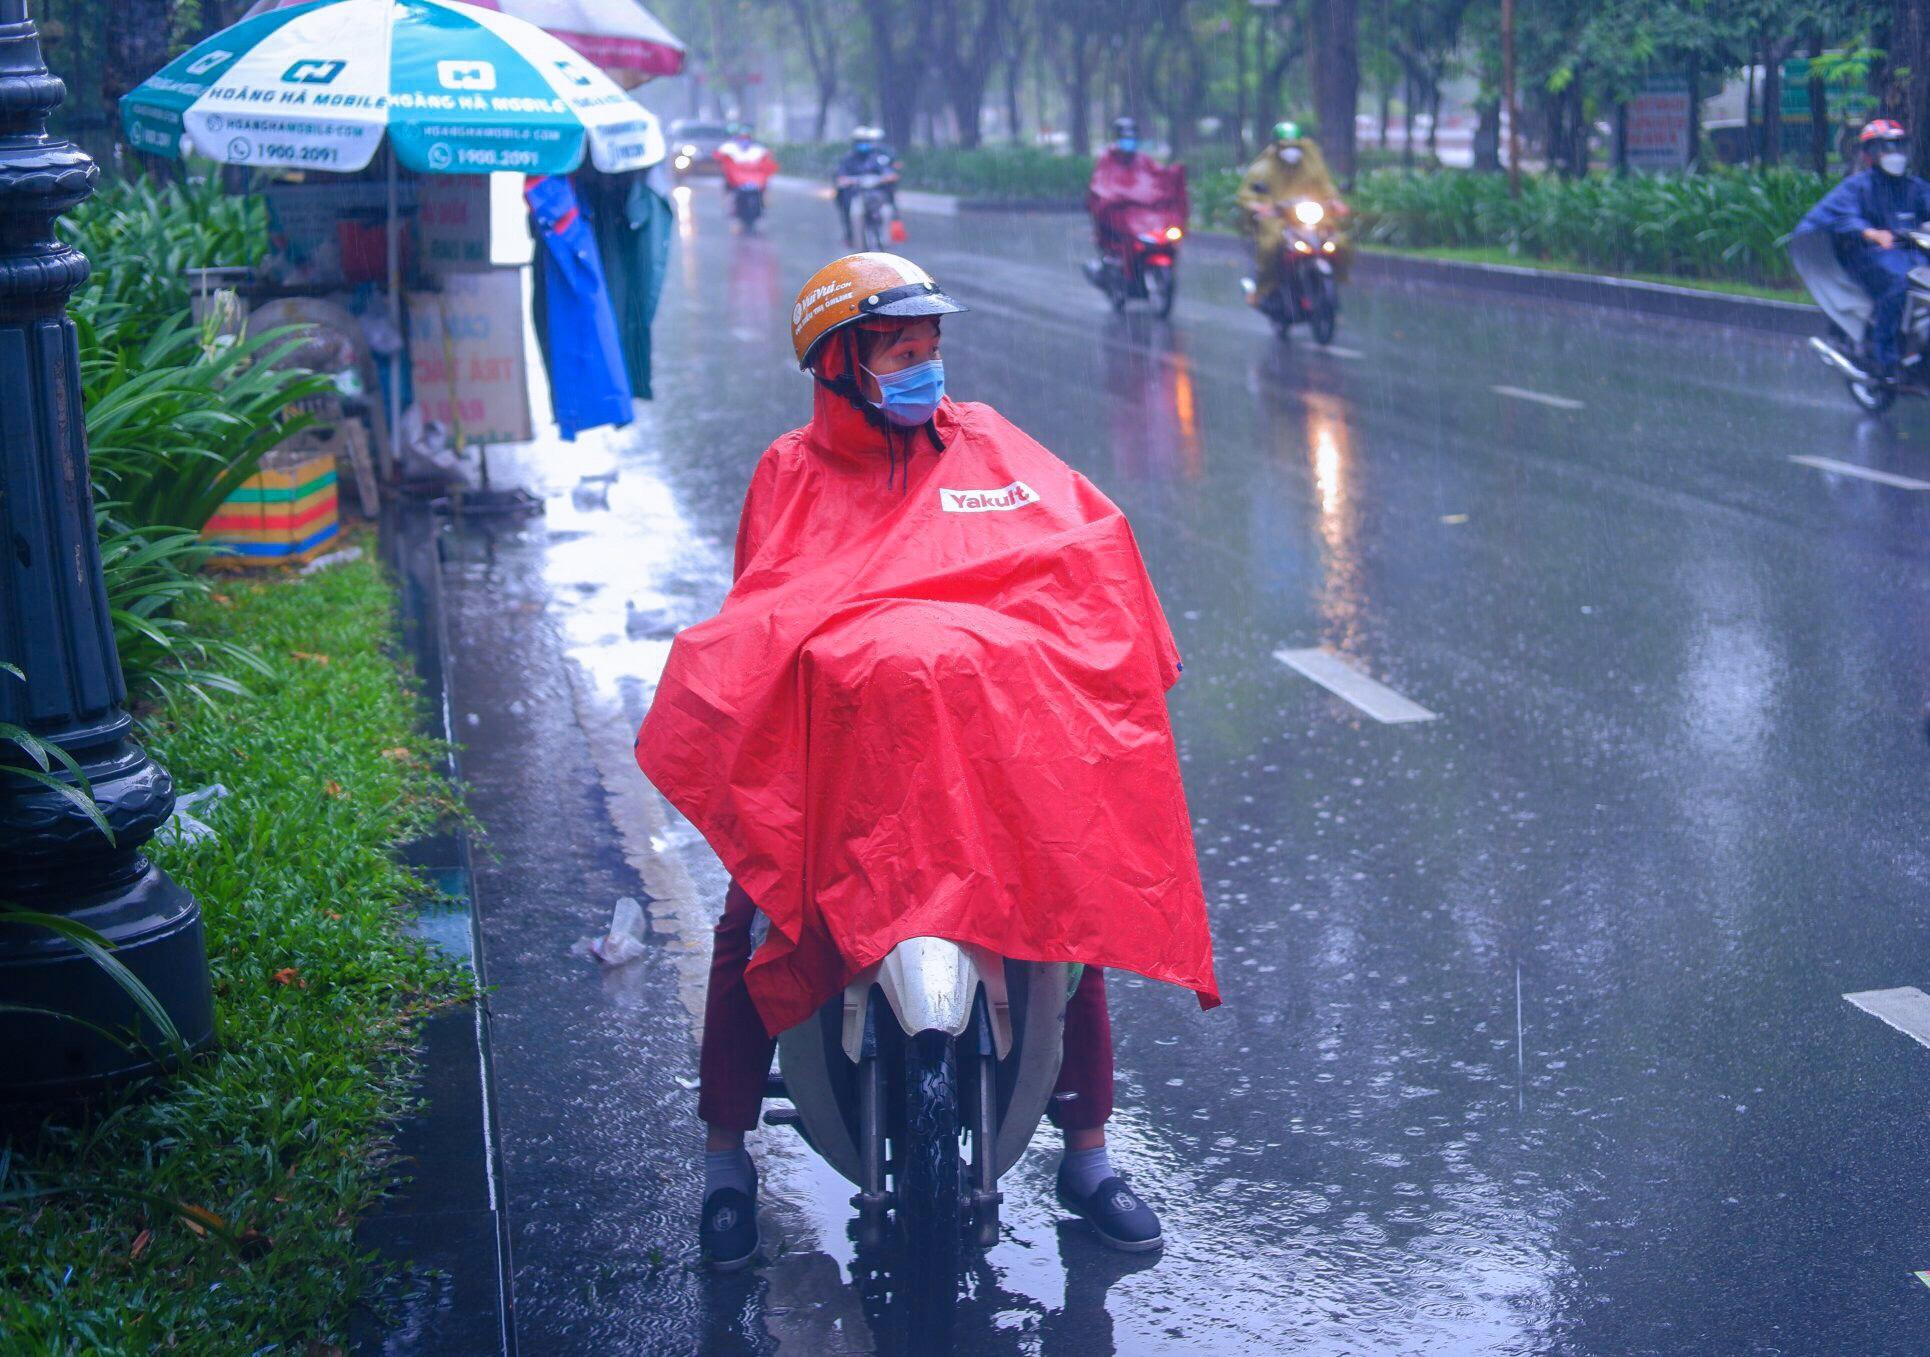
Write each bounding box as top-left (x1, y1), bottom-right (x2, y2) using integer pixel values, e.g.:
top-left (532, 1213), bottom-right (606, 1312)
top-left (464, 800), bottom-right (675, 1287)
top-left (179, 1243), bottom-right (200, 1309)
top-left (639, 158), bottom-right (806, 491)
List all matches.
top-left (1845, 987), bottom-right (1930, 1050)
top-left (1315, 345), bottom-right (1366, 360)
top-left (1274, 647), bottom-right (1437, 724)
top-left (1492, 384), bottom-right (1585, 410)
top-left (1789, 455), bottom-right (1930, 491)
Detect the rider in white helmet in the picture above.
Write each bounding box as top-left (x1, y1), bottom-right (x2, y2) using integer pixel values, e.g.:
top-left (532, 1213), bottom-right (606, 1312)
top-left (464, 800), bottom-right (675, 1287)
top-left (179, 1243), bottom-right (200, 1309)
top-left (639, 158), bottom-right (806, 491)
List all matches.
top-left (834, 125), bottom-right (900, 247)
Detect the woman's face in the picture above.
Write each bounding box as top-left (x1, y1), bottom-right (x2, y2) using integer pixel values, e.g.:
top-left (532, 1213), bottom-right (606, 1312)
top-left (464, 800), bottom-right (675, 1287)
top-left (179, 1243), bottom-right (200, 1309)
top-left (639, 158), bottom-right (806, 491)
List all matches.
top-left (859, 319), bottom-right (941, 402)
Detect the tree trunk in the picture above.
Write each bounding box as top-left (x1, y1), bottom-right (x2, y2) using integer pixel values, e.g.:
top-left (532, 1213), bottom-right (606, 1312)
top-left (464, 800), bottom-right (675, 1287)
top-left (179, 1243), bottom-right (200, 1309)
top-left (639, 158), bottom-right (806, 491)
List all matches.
top-left (1309, 0), bottom-right (1359, 184)
top-left (1235, 7), bottom-right (1250, 159)
top-left (1255, 17), bottom-right (1271, 131)
top-left (1068, 36), bottom-right (1092, 156)
top-left (1744, 56), bottom-right (1758, 165)
top-left (1886, 0), bottom-right (1930, 165)
top-left (1762, 40), bottom-right (1784, 166)
top-left (1473, 95), bottom-right (1500, 172)
top-left (1003, 35), bottom-right (1024, 142)
top-left (1806, 35), bottom-right (1829, 174)
top-left (104, 0), bottom-right (170, 109)
top-left (1686, 57), bottom-right (1702, 169)
top-left (1427, 78), bottom-right (1441, 160)
top-left (1378, 83), bottom-right (1391, 150)
top-left (862, 0), bottom-right (927, 151)
top-left (1613, 100), bottom-right (1629, 173)
top-left (1401, 69), bottom-right (1414, 167)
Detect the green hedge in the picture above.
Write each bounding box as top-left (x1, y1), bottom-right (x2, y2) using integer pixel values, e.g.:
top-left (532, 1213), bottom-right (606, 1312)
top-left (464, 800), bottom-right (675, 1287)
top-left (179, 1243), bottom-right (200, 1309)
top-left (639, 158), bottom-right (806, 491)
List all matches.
top-left (1349, 167), bottom-right (1826, 287)
top-left (776, 142), bottom-right (1094, 201)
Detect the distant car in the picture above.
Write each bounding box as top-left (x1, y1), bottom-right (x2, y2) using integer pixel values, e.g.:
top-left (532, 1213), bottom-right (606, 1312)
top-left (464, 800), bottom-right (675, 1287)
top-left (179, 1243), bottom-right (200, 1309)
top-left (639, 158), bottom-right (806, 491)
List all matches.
top-left (670, 120), bottom-right (731, 177)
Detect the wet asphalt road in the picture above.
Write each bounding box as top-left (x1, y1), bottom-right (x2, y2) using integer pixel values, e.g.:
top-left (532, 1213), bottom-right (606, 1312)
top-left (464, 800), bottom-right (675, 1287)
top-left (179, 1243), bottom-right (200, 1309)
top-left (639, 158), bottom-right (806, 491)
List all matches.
top-left (437, 182), bottom-right (1930, 1356)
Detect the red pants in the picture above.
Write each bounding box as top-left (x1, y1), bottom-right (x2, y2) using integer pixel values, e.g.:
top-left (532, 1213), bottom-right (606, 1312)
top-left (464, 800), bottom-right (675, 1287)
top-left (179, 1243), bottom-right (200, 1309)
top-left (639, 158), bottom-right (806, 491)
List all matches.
top-left (699, 880), bottom-right (1116, 1132)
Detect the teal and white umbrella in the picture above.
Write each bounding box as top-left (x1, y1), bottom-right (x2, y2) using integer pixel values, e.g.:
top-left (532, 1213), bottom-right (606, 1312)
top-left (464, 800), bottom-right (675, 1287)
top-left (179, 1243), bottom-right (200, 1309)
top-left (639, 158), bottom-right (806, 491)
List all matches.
top-left (121, 0), bottom-right (664, 175)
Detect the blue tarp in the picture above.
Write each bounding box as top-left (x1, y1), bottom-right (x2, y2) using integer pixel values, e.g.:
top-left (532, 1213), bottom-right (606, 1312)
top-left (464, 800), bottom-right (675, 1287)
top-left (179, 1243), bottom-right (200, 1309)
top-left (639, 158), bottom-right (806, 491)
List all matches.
top-left (525, 174), bottom-right (633, 441)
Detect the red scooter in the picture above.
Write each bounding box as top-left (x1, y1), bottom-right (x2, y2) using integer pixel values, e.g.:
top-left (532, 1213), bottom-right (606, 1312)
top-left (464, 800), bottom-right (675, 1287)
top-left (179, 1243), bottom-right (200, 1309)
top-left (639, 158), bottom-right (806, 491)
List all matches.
top-left (1084, 163), bottom-right (1189, 318)
top-left (715, 139), bottom-right (779, 231)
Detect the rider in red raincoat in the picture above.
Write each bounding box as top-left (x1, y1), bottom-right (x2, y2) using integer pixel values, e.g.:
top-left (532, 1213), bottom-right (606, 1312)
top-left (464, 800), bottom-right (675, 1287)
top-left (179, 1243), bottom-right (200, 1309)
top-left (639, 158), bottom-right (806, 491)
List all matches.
top-left (636, 253), bottom-right (1217, 1270)
top-left (713, 126), bottom-right (779, 191)
top-left (1085, 115), bottom-right (1190, 275)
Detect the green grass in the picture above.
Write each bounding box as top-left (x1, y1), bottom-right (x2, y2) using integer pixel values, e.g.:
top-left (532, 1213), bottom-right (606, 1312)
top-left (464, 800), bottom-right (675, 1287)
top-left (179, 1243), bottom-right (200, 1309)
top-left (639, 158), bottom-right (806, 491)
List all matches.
top-left (1359, 243), bottom-right (1813, 304)
top-left (0, 546), bottom-right (472, 1354)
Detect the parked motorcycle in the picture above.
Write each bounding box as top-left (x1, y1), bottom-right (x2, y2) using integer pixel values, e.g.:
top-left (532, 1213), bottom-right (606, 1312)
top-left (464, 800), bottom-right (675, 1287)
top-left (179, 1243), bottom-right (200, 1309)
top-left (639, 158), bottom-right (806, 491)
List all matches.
top-left (1244, 198), bottom-right (1343, 344)
top-left (1790, 226), bottom-right (1930, 414)
top-left (765, 935), bottom-right (1073, 1342)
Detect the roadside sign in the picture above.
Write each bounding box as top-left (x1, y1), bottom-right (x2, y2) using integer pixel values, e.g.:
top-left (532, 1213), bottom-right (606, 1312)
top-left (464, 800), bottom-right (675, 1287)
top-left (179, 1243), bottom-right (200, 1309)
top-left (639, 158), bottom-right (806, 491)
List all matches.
top-left (1626, 74), bottom-right (1691, 172)
top-left (408, 269), bottom-right (534, 446)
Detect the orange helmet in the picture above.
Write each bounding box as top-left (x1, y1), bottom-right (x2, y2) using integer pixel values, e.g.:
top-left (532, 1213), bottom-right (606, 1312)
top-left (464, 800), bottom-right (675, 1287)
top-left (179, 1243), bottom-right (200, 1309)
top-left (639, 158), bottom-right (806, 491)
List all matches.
top-left (790, 252), bottom-right (966, 371)
top-left (1861, 118), bottom-right (1907, 144)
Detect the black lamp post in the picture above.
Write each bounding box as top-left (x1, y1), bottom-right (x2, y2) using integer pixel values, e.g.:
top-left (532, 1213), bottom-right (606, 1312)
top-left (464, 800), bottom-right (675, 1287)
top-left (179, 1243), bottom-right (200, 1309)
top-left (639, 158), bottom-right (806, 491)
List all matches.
top-left (0, 0), bottom-right (213, 1101)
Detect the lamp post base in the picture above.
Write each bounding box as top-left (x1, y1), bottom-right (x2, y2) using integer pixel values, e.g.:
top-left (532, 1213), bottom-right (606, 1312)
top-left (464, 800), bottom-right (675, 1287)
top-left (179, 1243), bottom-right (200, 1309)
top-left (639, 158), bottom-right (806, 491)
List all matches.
top-left (0, 865), bottom-right (215, 1103)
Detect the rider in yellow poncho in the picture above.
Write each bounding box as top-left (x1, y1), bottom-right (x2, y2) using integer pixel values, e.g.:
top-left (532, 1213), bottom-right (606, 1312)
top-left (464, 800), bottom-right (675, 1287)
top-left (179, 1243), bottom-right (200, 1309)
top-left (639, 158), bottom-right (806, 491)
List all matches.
top-left (1236, 120), bottom-right (1343, 303)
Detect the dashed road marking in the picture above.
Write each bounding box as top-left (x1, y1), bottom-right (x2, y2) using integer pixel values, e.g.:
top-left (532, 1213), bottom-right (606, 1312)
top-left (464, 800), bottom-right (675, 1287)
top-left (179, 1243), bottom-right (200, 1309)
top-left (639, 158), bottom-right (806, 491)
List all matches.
top-left (1789, 455), bottom-right (1930, 491)
top-left (1492, 384), bottom-right (1585, 410)
top-left (1845, 987), bottom-right (1930, 1050)
top-left (1315, 345), bottom-right (1366, 360)
top-left (1274, 647), bottom-right (1437, 724)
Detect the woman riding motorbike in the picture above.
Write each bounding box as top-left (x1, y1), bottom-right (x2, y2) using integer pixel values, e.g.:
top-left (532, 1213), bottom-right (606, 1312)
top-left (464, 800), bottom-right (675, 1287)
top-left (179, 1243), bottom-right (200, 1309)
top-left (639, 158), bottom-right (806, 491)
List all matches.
top-left (1237, 120), bottom-right (1344, 306)
top-left (1085, 115), bottom-right (1190, 284)
top-left (634, 253), bottom-right (1219, 1271)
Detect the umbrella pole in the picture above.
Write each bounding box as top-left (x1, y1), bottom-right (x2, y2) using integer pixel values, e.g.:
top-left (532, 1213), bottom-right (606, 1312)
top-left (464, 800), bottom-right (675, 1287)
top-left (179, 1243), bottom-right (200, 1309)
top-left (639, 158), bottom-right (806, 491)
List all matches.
top-left (386, 148), bottom-right (401, 485)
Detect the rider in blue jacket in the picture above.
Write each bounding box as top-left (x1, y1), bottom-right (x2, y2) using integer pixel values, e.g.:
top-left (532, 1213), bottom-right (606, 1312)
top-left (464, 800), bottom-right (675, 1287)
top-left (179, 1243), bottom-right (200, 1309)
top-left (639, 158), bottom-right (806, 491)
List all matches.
top-left (1798, 119), bottom-right (1930, 382)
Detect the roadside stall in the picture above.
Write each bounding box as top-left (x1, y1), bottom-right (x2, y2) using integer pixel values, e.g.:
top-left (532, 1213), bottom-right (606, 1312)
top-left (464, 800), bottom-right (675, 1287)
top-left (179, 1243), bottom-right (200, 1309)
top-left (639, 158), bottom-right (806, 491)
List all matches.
top-left (119, 0), bottom-right (671, 533)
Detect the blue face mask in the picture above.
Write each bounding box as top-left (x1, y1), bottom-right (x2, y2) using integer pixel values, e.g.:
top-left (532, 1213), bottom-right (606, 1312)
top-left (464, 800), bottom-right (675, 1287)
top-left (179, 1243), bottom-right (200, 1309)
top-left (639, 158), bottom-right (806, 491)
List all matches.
top-left (1116, 138), bottom-right (1138, 154)
top-left (865, 358), bottom-right (945, 427)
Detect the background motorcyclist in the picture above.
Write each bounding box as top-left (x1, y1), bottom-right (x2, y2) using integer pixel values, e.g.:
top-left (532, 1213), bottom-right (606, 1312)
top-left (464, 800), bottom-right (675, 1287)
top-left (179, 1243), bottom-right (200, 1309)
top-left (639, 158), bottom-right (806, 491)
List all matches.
top-left (1236, 120), bottom-right (1342, 306)
top-left (714, 125), bottom-right (779, 225)
top-left (715, 125), bottom-right (779, 185)
top-left (834, 125), bottom-right (900, 247)
top-left (1795, 119), bottom-right (1930, 383)
top-left (1085, 115), bottom-right (1189, 278)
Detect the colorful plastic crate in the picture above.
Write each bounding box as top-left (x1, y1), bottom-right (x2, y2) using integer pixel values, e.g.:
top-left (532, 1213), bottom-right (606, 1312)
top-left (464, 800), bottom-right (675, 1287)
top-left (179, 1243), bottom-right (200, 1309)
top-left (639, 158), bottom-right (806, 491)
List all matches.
top-left (202, 449), bottom-right (340, 568)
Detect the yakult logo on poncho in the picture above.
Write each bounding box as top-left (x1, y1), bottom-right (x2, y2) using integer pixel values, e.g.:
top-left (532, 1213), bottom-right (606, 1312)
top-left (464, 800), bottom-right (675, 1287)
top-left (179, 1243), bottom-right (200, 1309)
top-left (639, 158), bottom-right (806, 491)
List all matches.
top-left (939, 481), bottom-right (1039, 513)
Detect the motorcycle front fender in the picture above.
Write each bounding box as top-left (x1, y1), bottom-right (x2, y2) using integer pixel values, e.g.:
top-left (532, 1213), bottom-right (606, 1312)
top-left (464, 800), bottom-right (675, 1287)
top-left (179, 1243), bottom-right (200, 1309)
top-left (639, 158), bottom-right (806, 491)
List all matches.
top-left (842, 937), bottom-right (1012, 1060)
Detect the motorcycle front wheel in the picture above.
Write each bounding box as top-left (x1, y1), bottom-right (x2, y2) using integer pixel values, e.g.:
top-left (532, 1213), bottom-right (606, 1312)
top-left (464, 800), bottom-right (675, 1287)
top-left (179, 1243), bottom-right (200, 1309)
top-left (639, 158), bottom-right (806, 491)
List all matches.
top-left (1146, 263), bottom-right (1176, 318)
top-left (862, 207), bottom-right (888, 253)
top-left (1848, 375), bottom-right (1897, 414)
top-left (896, 1031), bottom-right (962, 1341)
top-left (1310, 273), bottom-right (1339, 345)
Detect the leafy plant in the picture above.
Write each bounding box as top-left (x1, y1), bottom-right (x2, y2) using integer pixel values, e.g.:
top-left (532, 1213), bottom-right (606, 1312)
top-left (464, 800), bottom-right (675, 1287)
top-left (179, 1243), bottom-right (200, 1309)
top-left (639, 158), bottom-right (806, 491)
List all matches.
top-left (97, 519), bottom-right (272, 709)
top-left (79, 311), bottom-right (326, 535)
top-left (55, 172), bottom-right (324, 705)
top-left (1348, 166), bottom-right (1830, 287)
top-left (1, 663), bottom-right (111, 843)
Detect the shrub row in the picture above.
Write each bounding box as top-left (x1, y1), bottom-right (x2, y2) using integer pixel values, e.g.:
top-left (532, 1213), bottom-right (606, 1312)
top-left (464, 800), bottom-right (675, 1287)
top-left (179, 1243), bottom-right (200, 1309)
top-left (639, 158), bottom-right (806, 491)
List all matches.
top-left (775, 142), bottom-right (1095, 201)
top-left (1348, 166), bottom-right (1826, 286)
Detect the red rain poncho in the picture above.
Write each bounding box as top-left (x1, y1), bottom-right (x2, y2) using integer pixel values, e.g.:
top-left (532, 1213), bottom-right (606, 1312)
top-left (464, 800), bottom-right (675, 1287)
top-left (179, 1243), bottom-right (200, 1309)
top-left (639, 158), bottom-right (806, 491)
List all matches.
top-left (635, 385), bottom-right (1219, 1035)
top-left (715, 141), bottom-right (779, 190)
top-left (1087, 151), bottom-right (1190, 246)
